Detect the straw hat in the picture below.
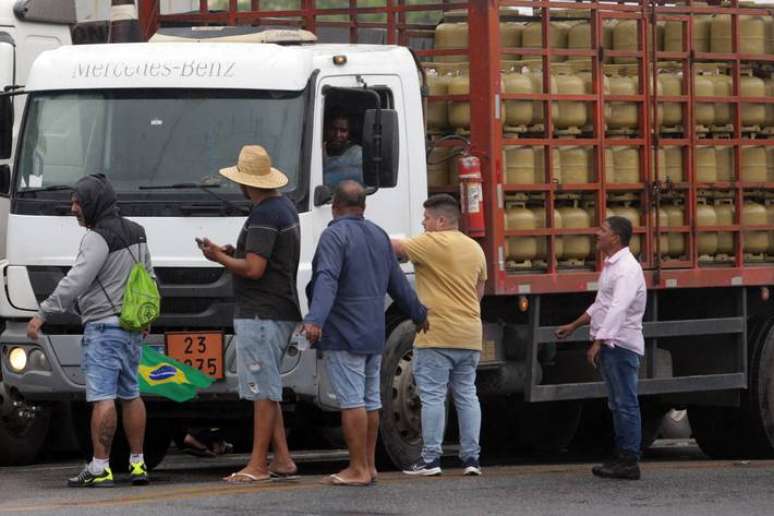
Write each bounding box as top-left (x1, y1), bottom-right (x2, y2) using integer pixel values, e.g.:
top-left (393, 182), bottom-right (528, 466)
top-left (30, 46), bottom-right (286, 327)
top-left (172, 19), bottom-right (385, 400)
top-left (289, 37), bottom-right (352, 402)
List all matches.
top-left (219, 145), bottom-right (288, 189)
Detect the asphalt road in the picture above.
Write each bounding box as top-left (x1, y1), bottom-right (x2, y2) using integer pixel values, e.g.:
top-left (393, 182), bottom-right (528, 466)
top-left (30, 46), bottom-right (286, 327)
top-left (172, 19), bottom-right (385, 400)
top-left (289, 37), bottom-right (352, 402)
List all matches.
top-left (2, 441), bottom-right (773, 516)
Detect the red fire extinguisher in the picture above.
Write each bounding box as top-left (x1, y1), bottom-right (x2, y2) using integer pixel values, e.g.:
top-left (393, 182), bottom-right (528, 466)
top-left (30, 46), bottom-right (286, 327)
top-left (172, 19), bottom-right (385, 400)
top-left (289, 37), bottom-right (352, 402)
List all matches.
top-left (456, 154), bottom-right (485, 238)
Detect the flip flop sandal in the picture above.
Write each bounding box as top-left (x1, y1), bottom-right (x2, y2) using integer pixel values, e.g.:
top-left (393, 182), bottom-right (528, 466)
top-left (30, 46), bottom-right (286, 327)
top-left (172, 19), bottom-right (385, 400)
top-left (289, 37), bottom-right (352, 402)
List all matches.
top-left (319, 474), bottom-right (371, 487)
top-left (269, 469), bottom-right (301, 481)
top-left (224, 472), bottom-right (272, 484)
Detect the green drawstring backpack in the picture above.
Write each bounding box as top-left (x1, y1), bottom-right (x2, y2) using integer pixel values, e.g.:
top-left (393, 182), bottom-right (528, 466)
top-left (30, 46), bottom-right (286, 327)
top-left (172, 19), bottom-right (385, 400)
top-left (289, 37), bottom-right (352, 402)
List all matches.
top-left (119, 260), bottom-right (161, 331)
top-left (97, 224), bottom-right (160, 332)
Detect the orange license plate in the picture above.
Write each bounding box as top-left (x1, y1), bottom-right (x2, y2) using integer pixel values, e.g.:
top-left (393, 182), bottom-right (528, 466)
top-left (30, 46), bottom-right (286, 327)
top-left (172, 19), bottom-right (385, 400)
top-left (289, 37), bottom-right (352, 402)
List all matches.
top-left (166, 332), bottom-right (224, 379)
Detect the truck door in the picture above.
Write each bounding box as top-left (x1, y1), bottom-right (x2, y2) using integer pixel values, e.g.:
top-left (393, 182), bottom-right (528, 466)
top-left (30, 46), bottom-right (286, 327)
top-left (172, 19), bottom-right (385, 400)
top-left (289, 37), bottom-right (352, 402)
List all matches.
top-left (305, 74), bottom-right (413, 409)
top-left (0, 31), bottom-right (14, 259)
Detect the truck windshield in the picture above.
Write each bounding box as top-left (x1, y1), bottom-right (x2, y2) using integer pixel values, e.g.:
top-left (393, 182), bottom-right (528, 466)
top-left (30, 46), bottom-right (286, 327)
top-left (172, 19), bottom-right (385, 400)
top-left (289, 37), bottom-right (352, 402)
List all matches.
top-left (14, 88), bottom-right (305, 203)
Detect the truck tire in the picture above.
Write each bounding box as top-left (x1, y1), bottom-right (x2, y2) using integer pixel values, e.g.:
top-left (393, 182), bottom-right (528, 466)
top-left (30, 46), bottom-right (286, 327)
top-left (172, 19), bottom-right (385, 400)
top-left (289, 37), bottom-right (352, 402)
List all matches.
top-left (0, 383), bottom-right (51, 466)
top-left (379, 320), bottom-right (423, 469)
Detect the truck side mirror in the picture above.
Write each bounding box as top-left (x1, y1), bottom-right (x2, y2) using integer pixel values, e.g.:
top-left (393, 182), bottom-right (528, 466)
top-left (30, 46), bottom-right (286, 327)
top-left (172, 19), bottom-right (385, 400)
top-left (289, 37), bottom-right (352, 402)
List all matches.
top-left (0, 95), bottom-right (12, 160)
top-left (0, 164), bottom-right (9, 195)
top-left (362, 109), bottom-right (399, 188)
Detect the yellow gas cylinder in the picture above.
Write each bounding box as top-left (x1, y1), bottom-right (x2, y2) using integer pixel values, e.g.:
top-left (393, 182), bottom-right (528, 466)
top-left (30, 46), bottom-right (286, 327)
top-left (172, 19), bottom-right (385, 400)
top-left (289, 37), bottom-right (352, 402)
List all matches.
top-left (558, 204), bottom-right (592, 261)
top-left (611, 146), bottom-right (640, 183)
top-left (714, 199), bottom-right (735, 256)
top-left (567, 21), bottom-right (591, 60)
top-left (606, 74), bottom-right (639, 130)
top-left (693, 73), bottom-right (715, 128)
top-left (657, 207), bottom-right (670, 257)
top-left (449, 150), bottom-right (461, 186)
top-left (426, 146), bottom-right (450, 187)
top-left (740, 15), bottom-right (767, 55)
top-left (696, 200), bottom-right (718, 257)
top-left (613, 20), bottom-right (639, 64)
top-left (447, 74), bottom-right (470, 130)
top-left (767, 15), bottom-right (774, 54)
top-left (664, 19), bottom-right (683, 52)
top-left (611, 205), bottom-right (641, 256)
top-left (696, 146), bottom-right (718, 182)
top-left (559, 146), bottom-right (592, 184)
top-left (434, 22), bottom-right (468, 62)
top-left (742, 201), bottom-right (769, 255)
top-left (651, 147), bottom-right (667, 182)
top-left (523, 21), bottom-right (570, 62)
top-left (664, 146), bottom-right (684, 182)
top-left (766, 77), bottom-right (774, 131)
top-left (603, 20), bottom-right (616, 56)
top-left (426, 70), bottom-right (449, 132)
top-left (711, 14), bottom-right (732, 53)
top-left (577, 71), bottom-right (610, 124)
top-left (504, 146), bottom-right (537, 184)
top-left (767, 199), bottom-right (774, 256)
top-left (535, 147), bottom-right (561, 183)
top-left (527, 69), bottom-right (546, 126)
top-left (503, 71), bottom-right (534, 128)
top-left (500, 22), bottom-right (522, 53)
top-left (714, 146), bottom-right (732, 182)
top-left (552, 71), bottom-right (587, 130)
top-left (665, 4), bottom-right (712, 52)
top-left (532, 205), bottom-right (563, 261)
top-left (741, 146), bottom-right (768, 182)
top-left (658, 72), bottom-right (683, 129)
top-left (663, 203), bottom-right (686, 258)
top-left (710, 72), bottom-right (733, 127)
top-left (768, 146), bottom-right (774, 182)
top-left (694, 8), bottom-right (713, 52)
top-left (740, 74), bottom-right (766, 128)
top-left (604, 147), bottom-right (615, 182)
top-left (504, 201), bottom-right (538, 262)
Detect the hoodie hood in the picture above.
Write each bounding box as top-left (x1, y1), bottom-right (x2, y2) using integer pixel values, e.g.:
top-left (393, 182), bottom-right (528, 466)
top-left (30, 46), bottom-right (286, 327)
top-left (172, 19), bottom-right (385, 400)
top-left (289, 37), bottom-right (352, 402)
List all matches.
top-left (73, 174), bottom-right (119, 227)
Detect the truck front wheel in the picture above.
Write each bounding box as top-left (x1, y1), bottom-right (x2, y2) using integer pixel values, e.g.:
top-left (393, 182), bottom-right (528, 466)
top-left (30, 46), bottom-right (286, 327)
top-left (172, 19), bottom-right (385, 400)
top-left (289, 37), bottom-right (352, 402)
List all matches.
top-left (379, 320), bottom-right (423, 469)
top-left (0, 383), bottom-right (51, 466)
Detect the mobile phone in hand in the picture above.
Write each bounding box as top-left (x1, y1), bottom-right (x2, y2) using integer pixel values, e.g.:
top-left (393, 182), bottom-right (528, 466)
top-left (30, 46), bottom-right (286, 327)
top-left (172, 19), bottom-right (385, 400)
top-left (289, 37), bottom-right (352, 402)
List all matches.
top-left (195, 237), bottom-right (205, 249)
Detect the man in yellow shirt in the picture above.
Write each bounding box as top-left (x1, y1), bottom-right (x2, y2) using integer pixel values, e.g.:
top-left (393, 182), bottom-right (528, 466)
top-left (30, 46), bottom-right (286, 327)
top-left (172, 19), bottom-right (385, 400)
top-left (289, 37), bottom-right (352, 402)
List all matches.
top-left (392, 194), bottom-right (487, 477)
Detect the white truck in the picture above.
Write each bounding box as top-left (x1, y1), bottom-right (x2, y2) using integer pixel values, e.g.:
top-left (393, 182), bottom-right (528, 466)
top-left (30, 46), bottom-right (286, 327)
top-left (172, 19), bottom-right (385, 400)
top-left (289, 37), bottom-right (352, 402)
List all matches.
top-left (0, 0), bottom-right (73, 466)
top-left (0, 29), bottom-right (427, 469)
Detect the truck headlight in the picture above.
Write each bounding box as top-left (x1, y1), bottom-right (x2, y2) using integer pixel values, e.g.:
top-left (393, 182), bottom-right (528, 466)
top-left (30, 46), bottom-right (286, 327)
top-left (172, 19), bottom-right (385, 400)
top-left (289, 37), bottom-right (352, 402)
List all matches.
top-left (8, 347), bottom-right (28, 372)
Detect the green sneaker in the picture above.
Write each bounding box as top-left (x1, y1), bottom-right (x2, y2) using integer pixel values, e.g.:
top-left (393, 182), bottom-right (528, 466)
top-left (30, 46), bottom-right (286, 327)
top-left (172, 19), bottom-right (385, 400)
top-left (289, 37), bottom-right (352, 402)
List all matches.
top-left (67, 466), bottom-right (114, 488)
top-left (129, 461), bottom-right (149, 485)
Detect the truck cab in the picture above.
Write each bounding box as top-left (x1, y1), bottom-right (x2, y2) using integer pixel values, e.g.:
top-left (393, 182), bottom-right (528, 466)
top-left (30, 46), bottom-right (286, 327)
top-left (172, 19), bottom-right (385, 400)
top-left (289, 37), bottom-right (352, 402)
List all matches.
top-left (0, 33), bottom-right (427, 467)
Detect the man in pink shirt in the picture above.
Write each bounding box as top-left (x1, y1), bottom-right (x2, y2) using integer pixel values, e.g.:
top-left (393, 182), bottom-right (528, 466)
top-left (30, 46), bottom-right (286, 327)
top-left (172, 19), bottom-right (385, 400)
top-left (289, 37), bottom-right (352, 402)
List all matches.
top-left (556, 216), bottom-right (647, 480)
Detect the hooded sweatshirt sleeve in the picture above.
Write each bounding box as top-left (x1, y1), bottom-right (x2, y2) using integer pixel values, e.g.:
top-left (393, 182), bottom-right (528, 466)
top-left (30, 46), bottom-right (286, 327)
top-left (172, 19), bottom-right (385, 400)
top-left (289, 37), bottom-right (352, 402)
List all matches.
top-left (36, 232), bottom-right (110, 321)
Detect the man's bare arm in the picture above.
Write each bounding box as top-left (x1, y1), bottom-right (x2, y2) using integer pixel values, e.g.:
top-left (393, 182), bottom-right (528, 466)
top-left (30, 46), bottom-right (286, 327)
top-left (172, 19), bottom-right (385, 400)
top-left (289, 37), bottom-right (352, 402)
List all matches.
top-left (391, 239), bottom-right (408, 259)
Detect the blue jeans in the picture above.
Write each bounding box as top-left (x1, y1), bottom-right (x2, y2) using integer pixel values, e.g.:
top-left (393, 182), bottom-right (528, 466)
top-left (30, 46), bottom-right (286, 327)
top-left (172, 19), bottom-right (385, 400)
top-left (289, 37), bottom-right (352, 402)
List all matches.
top-left (413, 348), bottom-right (481, 463)
top-left (234, 318), bottom-right (296, 402)
top-left (324, 351), bottom-right (382, 411)
top-left (599, 345), bottom-right (642, 458)
top-left (81, 317), bottom-right (143, 402)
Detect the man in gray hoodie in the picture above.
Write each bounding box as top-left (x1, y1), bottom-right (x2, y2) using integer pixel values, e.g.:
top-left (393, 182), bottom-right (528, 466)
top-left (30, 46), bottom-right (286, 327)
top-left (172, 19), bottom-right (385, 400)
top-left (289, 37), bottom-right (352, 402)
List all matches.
top-left (26, 174), bottom-right (154, 488)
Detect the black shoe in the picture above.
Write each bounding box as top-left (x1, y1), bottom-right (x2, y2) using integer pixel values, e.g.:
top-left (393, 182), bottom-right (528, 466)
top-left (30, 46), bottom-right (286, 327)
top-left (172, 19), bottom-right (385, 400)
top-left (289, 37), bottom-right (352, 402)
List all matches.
top-left (462, 458), bottom-right (482, 476)
top-left (67, 466), bottom-right (114, 488)
top-left (403, 458), bottom-right (442, 476)
top-left (592, 454), bottom-right (641, 480)
top-left (592, 449), bottom-right (622, 476)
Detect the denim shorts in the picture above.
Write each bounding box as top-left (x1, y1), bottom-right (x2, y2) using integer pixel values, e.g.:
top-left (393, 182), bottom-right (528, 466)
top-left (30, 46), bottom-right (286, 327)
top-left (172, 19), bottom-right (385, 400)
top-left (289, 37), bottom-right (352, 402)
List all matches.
top-left (324, 350), bottom-right (382, 411)
top-left (234, 318), bottom-right (296, 402)
top-left (81, 317), bottom-right (143, 402)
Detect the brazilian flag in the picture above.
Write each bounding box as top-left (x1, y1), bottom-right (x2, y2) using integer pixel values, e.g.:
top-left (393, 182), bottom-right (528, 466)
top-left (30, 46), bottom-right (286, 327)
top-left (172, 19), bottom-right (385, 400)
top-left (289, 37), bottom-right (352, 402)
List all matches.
top-left (138, 346), bottom-right (214, 402)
